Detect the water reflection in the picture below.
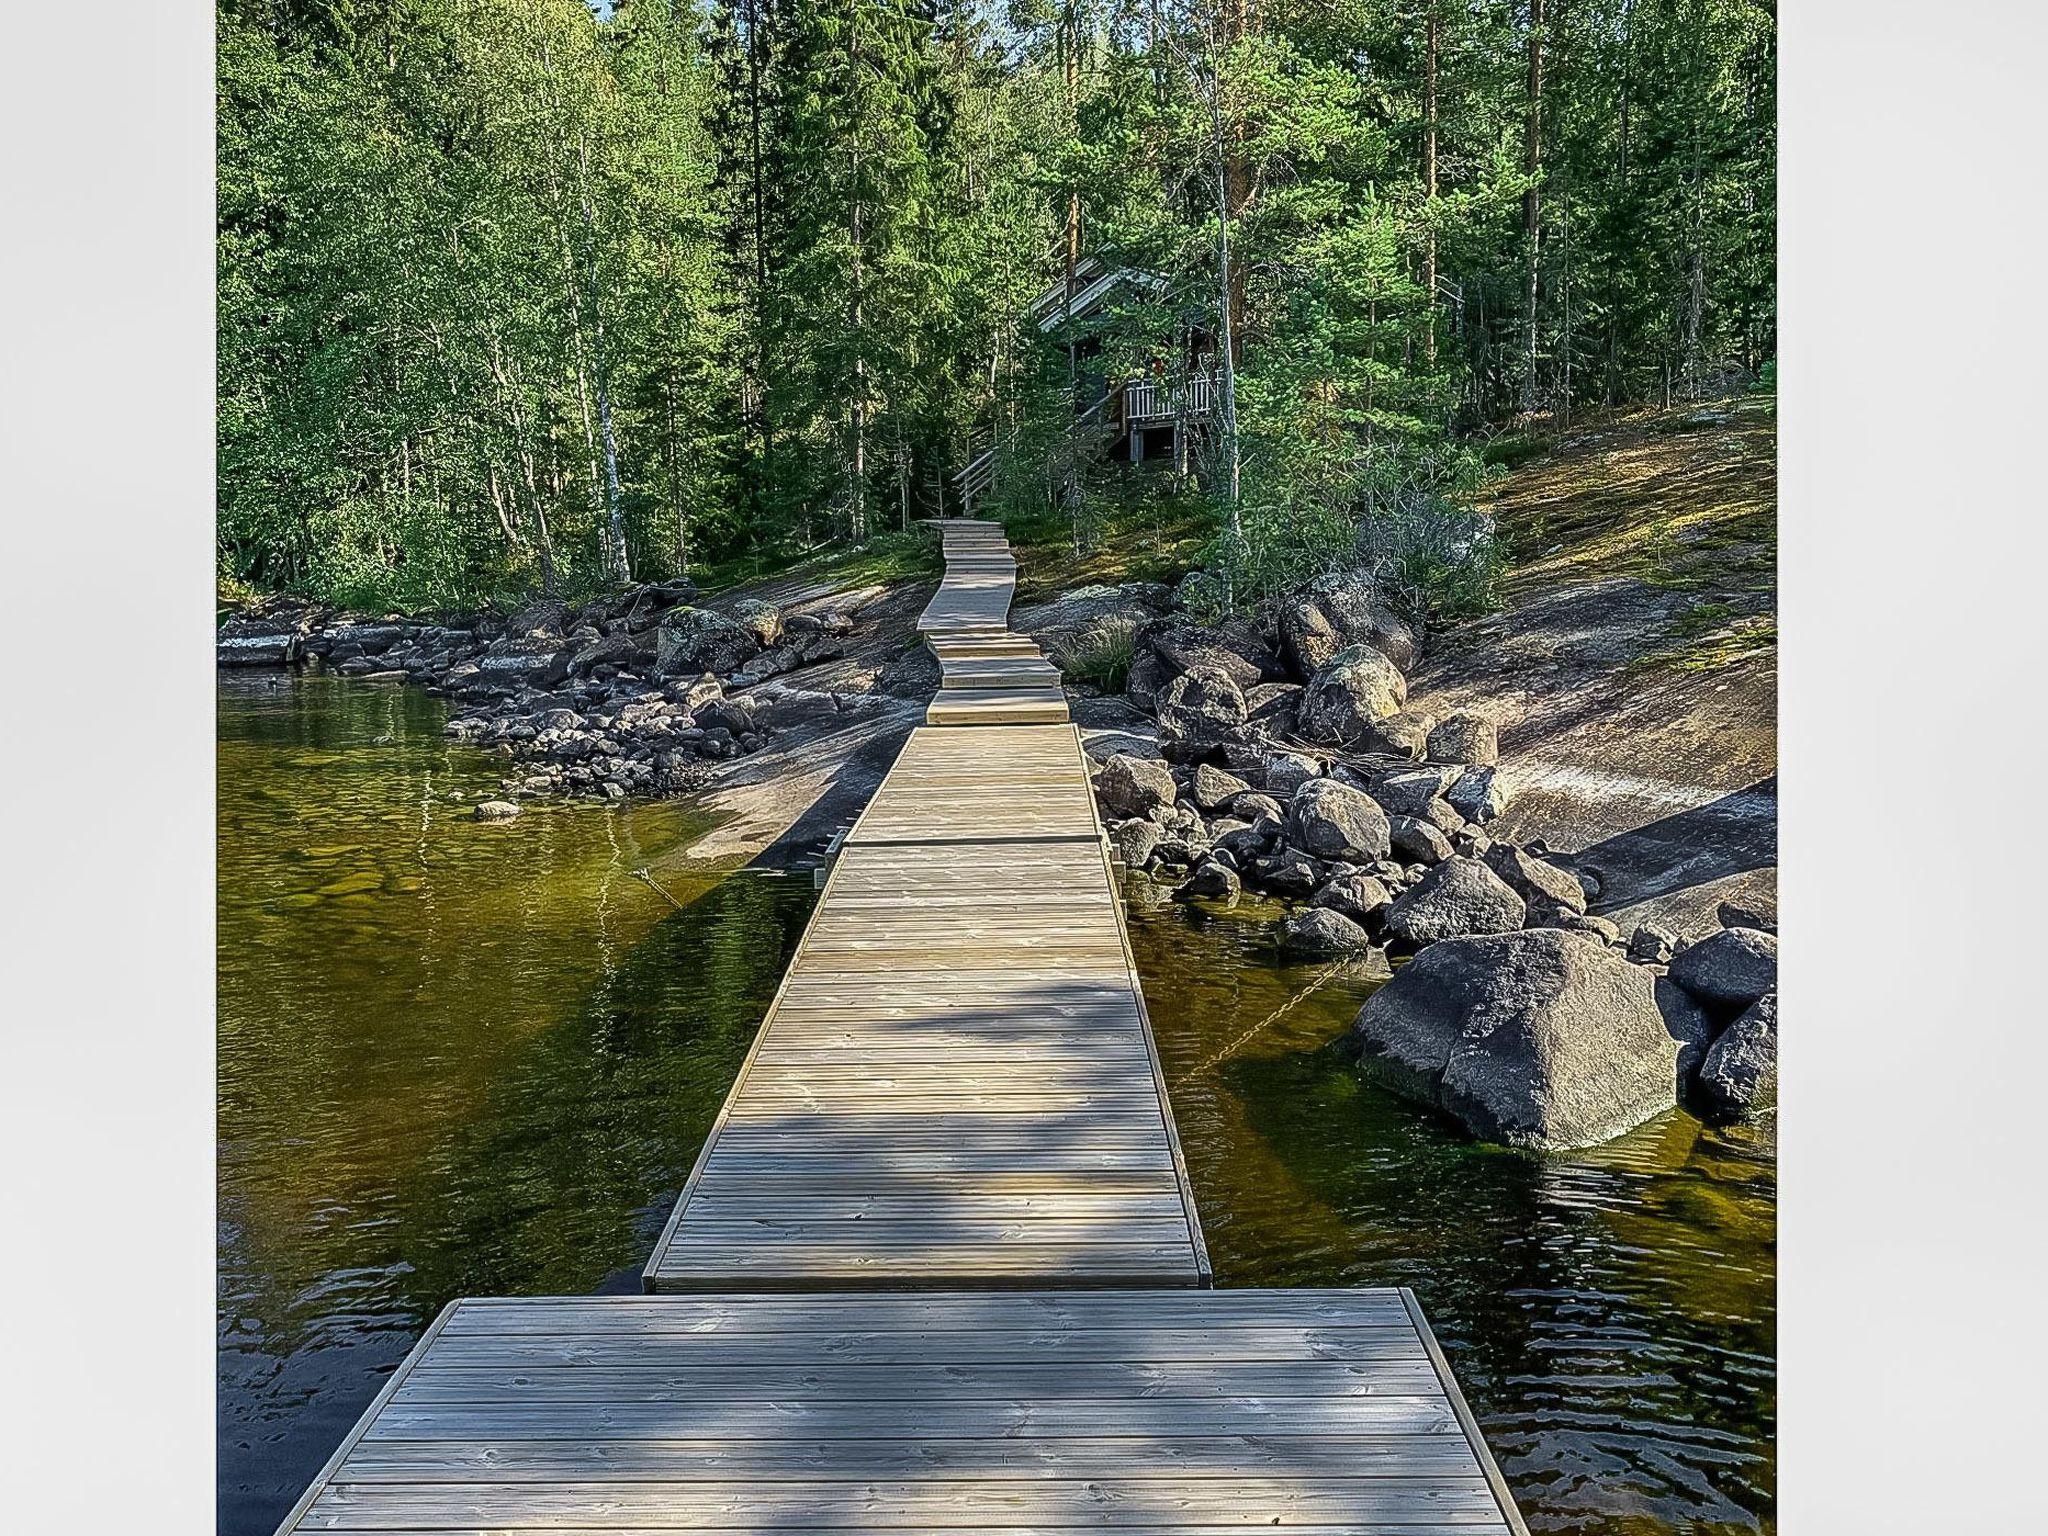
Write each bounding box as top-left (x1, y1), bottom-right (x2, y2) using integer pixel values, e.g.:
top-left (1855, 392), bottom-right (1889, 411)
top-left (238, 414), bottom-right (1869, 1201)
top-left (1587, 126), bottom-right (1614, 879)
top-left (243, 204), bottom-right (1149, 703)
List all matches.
top-left (218, 674), bottom-right (1773, 1536)
top-left (216, 675), bottom-right (815, 1535)
top-left (1125, 882), bottom-right (1776, 1536)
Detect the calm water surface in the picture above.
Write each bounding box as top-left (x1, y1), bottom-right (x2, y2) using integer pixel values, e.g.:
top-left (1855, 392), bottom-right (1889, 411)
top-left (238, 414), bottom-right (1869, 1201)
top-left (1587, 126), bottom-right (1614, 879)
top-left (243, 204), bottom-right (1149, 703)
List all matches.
top-left (218, 672), bottom-right (1773, 1536)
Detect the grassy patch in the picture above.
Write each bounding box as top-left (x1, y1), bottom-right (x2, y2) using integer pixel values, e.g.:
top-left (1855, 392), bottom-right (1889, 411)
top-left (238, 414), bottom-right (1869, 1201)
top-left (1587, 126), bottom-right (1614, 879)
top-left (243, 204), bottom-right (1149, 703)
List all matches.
top-left (1063, 620), bottom-right (1139, 693)
top-left (1480, 433), bottom-right (1551, 471)
top-left (1479, 395), bottom-right (1777, 601)
top-left (693, 528), bottom-right (942, 596)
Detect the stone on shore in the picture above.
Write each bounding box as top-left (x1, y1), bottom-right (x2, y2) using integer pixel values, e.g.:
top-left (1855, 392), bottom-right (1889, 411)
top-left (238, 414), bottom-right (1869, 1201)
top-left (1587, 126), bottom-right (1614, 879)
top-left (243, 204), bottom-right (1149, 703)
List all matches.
top-left (1383, 856), bottom-right (1527, 946)
top-left (1445, 763), bottom-right (1509, 824)
top-left (1297, 645), bottom-right (1408, 745)
top-left (1485, 844), bottom-right (1589, 924)
top-left (1286, 778), bottom-right (1392, 864)
top-left (1389, 815), bottom-right (1455, 866)
top-left (1698, 990), bottom-right (1779, 1120)
top-left (1352, 929), bottom-right (1680, 1149)
top-left (1157, 667), bottom-right (1248, 745)
top-left (1668, 927), bottom-right (1778, 1010)
top-left (1108, 818), bottom-right (1162, 868)
top-left (655, 606), bottom-right (757, 677)
top-left (1426, 711), bottom-right (1499, 766)
top-left (1189, 762), bottom-right (1252, 813)
top-left (1311, 873), bottom-right (1393, 927)
top-left (1279, 570), bottom-right (1422, 675)
top-left (1095, 754), bottom-right (1177, 820)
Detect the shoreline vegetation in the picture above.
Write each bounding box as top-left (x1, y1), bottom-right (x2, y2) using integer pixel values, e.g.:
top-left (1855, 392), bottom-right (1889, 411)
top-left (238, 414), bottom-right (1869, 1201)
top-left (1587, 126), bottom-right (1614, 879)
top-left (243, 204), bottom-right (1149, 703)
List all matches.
top-left (217, 0), bottom-right (1775, 1154)
top-left (219, 0), bottom-right (1774, 620)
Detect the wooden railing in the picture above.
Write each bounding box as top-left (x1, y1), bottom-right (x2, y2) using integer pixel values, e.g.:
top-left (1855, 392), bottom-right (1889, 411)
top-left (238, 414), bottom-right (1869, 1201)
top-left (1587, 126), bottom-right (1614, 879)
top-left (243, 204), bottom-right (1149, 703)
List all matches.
top-left (1123, 370), bottom-right (1219, 425)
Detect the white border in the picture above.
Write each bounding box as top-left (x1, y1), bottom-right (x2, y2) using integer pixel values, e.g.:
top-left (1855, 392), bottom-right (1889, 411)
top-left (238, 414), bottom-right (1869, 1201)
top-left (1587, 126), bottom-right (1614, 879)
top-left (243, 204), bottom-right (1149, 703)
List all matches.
top-left (1, 1), bottom-right (216, 1529)
top-left (1781, 1), bottom-right (2048, 1527)
top-left (5, 0), bottom-right (2048, 1529)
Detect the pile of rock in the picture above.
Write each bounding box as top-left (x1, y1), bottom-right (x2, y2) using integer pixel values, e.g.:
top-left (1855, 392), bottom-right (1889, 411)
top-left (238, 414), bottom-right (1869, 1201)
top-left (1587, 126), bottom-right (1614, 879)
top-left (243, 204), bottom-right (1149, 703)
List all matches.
top-left (219, 578), bottom-right (868, 803)
top-left (1079, 551), bottom-right (1780, 1152)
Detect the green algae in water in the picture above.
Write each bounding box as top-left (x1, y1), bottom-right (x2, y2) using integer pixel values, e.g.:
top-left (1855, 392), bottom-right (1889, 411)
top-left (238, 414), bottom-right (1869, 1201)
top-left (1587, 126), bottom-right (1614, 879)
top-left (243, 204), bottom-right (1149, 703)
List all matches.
top-left (216, 673), bottom-right (818, 1536)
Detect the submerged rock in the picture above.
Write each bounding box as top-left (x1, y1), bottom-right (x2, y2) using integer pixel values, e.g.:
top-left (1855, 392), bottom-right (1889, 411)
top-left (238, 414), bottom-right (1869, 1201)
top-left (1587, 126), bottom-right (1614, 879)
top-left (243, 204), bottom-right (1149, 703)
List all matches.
top-left (1352, 929), bottom-right (1680, 1150)
top-left (472, 800), bottom-right (521, 821)
top-left (1278, 907), bottom-right (1381, 959)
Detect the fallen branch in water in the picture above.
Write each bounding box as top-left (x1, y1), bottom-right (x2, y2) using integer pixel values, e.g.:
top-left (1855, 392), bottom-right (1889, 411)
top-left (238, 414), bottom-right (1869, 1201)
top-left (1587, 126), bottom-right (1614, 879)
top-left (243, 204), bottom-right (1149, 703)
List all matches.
top-left (630, 867), bottom-right (689, 912)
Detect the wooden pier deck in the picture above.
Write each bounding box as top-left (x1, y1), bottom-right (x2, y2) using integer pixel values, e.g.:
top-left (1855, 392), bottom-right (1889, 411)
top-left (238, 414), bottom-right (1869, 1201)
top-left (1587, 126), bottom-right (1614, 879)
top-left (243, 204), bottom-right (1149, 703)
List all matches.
top-left (271, 517), bottom-right (1531, 1536)
top-left (272, 1290), bottom-right (1529, 1536)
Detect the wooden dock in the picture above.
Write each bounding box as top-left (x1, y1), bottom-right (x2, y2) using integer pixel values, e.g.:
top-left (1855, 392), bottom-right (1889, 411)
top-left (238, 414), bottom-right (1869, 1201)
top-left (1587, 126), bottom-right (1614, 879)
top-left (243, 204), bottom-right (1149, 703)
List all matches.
top-left (272, 518), bottom-right (1531, 1536)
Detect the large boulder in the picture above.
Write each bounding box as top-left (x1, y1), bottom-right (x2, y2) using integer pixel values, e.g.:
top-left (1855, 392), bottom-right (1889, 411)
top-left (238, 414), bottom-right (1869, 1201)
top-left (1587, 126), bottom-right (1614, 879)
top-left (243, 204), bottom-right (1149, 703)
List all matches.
top-left (1383, 857), bottom-right (1527, 946)
top-left (1095, 754), bottom-right (1177, 820)
top-left (1279, 907), bottom-right (1382, 959)
top-left (1668, 927), bottom-right (1778, 1011)
top-left (1279, 570), bottom-right (1423, 675)
top-left (1485, 845), bottom-right (1589, 924)
top-left (1286, 779), bottom-right (1392, 864)
top-left (1698, 990), bottom-right (1778, 1121)
top-left (656, 607), bottom-right (758, 677)
top-left (1297, 645), bottom-right (1408, 745)
top-left (1427, 711), bottom-right (1499, 766)
top-left (1156, 667), bottom-right (1248, 746)
top-left (1352, 929), bottom-right (1681, 1149)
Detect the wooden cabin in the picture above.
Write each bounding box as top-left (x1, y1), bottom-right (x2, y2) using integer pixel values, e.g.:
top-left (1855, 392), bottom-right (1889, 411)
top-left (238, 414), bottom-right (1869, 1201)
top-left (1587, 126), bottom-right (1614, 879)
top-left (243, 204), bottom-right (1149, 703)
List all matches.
top-left (954, 257), bottom-right (1220, 512)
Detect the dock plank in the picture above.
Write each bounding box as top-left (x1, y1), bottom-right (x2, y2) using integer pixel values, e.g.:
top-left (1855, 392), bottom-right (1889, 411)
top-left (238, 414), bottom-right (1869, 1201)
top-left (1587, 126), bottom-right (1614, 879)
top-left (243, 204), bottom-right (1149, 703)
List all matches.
top-left (276, 1291), bottom-right (1524, 1536)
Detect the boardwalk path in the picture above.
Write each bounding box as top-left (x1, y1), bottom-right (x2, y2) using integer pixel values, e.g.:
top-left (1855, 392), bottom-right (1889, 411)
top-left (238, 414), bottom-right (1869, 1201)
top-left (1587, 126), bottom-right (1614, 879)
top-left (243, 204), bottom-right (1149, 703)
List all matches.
top-left (273, 520), bottom-right (1531, 1536)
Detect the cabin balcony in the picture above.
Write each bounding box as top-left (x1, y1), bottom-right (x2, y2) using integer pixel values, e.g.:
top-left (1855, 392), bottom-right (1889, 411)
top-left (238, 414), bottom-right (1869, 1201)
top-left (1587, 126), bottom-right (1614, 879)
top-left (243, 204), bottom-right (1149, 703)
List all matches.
top-left (1122, 370), bottom-right (1219, 426)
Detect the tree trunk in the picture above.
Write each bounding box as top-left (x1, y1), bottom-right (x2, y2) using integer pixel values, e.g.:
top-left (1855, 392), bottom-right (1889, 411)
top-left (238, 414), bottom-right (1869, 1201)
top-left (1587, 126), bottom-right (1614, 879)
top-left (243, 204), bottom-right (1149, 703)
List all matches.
top-left (1521, 0), bottom-right (1545, 413)
top-left (1422, 4), bottom-right (1439, 367)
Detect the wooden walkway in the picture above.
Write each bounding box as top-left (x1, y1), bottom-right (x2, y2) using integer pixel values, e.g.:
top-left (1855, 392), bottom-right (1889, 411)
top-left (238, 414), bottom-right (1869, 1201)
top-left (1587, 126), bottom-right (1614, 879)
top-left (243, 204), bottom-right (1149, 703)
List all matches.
top-left (272, 518), bottom-right (1531, 1536)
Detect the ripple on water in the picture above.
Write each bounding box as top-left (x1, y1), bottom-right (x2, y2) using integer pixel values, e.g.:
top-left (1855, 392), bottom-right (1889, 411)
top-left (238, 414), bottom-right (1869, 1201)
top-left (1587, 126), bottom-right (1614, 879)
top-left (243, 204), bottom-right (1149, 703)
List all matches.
top-left (219, 675), bottom-right (1773, 1536)
top-left (1123, 880), bottom-right (1775, 1536)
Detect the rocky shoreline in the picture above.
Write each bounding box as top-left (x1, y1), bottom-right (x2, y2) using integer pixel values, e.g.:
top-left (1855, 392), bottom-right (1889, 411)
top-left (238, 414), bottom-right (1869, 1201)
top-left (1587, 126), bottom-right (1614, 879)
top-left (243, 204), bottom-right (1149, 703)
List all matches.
top-left (1038, 569), bottom-right (1778, 1151)
top-left (221, 546), bottom-right (1776, 1155)
top-left (219, 577), bottom-right (909, 810)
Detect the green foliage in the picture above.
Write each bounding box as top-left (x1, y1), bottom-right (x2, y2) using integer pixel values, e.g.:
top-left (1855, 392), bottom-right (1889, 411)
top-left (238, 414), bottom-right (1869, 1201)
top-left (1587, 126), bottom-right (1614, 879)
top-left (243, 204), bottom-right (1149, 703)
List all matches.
top-left (217, 0), bottom-right (1775, 613)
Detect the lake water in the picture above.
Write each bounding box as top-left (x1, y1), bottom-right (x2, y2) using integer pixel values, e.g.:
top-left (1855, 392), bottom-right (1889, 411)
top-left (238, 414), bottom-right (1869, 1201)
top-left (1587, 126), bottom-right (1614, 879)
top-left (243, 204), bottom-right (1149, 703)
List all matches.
top-left (218, 672), bottom-right (1774, 1536)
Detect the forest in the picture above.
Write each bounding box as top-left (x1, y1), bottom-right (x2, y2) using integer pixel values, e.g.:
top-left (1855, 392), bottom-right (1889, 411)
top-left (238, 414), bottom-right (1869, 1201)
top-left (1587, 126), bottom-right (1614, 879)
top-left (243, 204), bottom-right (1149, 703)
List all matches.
top-left (218, 0), bottom-right (1775, 614)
